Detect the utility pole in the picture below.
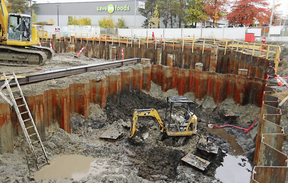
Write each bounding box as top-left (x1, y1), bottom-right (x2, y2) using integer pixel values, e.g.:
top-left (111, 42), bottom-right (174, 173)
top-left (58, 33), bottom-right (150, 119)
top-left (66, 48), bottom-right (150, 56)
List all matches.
top-left (268, 0), bottom-right (275, 38)
top-left (30, 0), bottom-right (32, 16)
top-left (134, 0), bottom-right (136, 28)
top-left (57, 4), bottom-right (59, 26)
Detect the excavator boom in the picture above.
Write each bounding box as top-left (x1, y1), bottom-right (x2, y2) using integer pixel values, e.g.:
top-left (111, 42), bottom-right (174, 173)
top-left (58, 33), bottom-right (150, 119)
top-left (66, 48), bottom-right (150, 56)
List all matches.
top-left (0, 0), bottom-right (8, 35)
top-left (130, 109), bottom-right (165, 138)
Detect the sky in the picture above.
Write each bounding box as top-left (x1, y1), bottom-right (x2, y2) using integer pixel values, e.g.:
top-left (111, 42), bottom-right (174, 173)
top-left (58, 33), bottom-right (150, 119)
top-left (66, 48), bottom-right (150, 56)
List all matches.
top-left (35, 0), bottom-right (288, 16)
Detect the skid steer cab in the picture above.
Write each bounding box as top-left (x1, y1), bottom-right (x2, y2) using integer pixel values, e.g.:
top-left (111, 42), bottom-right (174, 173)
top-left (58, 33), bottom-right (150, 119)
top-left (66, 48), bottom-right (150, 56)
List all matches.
top-left (130, 96), bottom-right (197, 139)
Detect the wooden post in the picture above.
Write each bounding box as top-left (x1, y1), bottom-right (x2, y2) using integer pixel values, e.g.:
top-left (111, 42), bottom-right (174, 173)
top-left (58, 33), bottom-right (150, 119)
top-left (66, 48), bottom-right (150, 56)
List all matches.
top-left (173, 38), bottom-right (175, 50)
top-left (182, 38), bottom-right (184, 52)
top-left (202, 39), bottom-right (205, 54)
top-left (236, 40), bottom-right (240, 51)
top-left (266, 45), bottom-right (271, 59)
top-left (139, 37), bottom-right (141, 48)
top-left (274, 46), bottom-right (281, 74)
top-left (224, 40), bottom-right (228, 55)
top-left (192, 34), bottom-right (195, 53)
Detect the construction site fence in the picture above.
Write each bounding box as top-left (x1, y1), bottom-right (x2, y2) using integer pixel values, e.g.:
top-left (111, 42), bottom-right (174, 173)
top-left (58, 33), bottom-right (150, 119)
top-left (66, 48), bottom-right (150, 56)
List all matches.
top-left (38, 25), bottom-right (288, 40)
top-left (39, 34), bottom-right (281, 74)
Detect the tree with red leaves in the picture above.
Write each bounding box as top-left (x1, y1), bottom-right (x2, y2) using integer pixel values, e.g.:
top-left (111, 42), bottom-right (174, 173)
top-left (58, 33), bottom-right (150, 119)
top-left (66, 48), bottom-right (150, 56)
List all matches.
top-left (226, 0), bottom-right (270, 26)
top-left (204, 0), bottom-right (228, 27)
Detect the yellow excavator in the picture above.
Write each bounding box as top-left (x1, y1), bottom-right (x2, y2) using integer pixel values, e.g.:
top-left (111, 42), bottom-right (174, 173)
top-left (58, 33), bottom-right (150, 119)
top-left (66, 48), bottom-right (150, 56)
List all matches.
top-left (130, 96), bottom-right (197, 139)
top-left (0, 0), bottom-right (54, 66)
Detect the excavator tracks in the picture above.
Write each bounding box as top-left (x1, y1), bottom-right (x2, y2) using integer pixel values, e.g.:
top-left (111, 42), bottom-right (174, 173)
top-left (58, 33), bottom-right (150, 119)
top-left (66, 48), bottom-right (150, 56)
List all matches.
top-left (0, 45), bottom-right (54, 66)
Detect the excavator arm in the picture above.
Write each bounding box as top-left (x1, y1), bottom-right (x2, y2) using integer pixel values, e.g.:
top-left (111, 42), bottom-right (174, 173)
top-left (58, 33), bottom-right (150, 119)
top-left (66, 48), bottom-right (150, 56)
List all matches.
top-left (130, 108), bottom-right (166, 138)
top-left (0, 0), bottom-right (9, 37)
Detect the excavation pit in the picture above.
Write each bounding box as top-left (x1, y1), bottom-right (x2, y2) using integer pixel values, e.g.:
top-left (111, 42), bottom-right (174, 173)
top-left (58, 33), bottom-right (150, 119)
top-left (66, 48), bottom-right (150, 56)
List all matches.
top-left (0, 40), bottom-right (287, 182)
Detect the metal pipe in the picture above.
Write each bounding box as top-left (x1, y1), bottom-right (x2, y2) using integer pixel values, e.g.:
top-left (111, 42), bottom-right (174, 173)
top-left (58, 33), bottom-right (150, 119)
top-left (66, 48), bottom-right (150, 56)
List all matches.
top-left (0, 58), bottom-right (141, 86)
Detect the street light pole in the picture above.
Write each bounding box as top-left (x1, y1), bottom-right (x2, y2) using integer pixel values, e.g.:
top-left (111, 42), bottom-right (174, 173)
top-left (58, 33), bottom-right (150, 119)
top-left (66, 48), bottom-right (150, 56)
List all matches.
top-left (57, 4), bottom-right (59, 26)
top-left (134, 0), bottom-right (136, 28)
top-left (268, 0), bottom-right (275, 38)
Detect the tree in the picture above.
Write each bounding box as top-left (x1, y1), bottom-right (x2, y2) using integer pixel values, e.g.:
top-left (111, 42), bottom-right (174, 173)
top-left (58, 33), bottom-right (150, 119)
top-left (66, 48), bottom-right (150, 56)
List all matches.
top-left (7, 0), bottom-right (28, 13)
top-left (185, 0), bottom-right (208, 27)
top-left (98, 15), bottom-right (114, 28)
top-left (49, 18), bottom-right (55, 25)
top-left (68, 16), bottom-right (91, 26)
top-left (156, 0), bottom-right (170, 28)
top-left (168, 0), bottom-right (181, 28)
top-left (204, 0), bottom-right (228, 27)
top-left (116, 18), bottom-right (126, 28)
top-left (149, 4), bottom-right (160, 28)
top-left (31, 9), bottom-right (37, 22)
top-left (139, 0), bottom-right (157, 28)
top-left (226, 0), bottom-right (270, 26)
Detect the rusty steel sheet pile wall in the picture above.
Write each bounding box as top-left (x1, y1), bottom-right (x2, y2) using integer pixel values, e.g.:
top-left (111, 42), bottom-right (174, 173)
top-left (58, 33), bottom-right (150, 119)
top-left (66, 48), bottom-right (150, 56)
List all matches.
top-left (151, 65), bottom-right (266, 106)
top-left (251, 84), bottom-right (288, 183)
top-left (0, 65), bottom-right (151, 153)
top-left (42, 38), bottom-right (269, 80)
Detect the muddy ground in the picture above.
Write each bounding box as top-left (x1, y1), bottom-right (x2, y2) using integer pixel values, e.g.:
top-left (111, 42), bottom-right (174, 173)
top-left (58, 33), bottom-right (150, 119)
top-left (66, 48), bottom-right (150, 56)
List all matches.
top-left (0, 45), bottom-right (287, 183)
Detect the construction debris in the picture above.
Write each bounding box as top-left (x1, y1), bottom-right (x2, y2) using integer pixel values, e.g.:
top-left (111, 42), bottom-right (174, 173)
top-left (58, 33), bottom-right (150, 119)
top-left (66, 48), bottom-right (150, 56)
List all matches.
top-left (197, 135), bottom-right (219, 155)
top-left (181, 153), bottom-right (210, 171)
top-left (99, 129), bottom-right (123, 140)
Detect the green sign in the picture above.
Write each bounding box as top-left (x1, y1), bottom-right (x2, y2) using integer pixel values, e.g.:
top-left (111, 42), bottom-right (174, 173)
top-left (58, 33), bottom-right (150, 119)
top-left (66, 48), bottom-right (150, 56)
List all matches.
top-left (107, 4), bottom-right (114, 14)
top-left (97, 4), bottom-right (130, 13)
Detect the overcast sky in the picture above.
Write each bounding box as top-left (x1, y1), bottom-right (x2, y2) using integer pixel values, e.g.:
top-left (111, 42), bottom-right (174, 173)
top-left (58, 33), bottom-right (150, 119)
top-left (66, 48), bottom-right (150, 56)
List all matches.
top-left (35, 0), bottom-right (288, 16)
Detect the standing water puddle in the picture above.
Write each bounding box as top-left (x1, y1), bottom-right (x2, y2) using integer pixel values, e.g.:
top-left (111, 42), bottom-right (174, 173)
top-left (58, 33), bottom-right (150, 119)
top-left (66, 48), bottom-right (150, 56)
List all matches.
top-left (206, 128), bottom-right (252, 183)
top-left (34, 155), bottom-right (97, 181)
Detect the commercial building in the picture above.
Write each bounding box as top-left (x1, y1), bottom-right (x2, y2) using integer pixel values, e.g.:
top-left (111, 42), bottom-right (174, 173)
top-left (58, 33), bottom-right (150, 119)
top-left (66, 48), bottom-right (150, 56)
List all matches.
top-left (34, 0), bottom-right (146, 27)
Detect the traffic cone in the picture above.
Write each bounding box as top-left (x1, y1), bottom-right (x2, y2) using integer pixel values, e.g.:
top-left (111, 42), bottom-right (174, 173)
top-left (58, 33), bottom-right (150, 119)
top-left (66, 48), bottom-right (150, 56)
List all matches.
top-left (275, 76), bottom-right (284, 86)
top-left (74, 47), bottom-right (85, 58)
top-left (121, 48), bottom-right (124, 60)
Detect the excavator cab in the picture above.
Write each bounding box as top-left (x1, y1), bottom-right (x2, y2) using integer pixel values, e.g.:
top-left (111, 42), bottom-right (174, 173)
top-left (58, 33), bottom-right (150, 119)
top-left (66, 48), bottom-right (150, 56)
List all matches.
top-left (164, 96), bottom-right (197, 135)
top-left (8, 14), bottom-right (31, 41)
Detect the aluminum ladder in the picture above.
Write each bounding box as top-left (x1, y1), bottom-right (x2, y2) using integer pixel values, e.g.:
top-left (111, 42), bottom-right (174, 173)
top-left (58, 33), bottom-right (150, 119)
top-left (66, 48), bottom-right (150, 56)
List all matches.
top-left (2, 72), bottom-right (49, 170)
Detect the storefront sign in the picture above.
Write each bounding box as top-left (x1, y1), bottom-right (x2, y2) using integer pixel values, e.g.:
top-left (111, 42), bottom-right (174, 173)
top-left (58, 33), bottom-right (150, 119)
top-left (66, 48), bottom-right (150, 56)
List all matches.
top-left (97, 4), bottom-right (130, 13)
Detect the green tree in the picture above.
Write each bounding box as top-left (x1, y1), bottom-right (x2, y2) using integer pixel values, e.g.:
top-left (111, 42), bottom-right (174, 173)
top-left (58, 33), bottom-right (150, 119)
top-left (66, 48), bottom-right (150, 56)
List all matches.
top-left (116, 18), bottom-right (125, 28)
top-left (68, 16), bottom-right (91, 25)
top-left (139, 0), bottom-right (157, 28)
top-left (156, 0), bottom-right (170, 28)
top-left (7, 0), bottom-right (28, 13)
top-left (98, 15), bottom-right (114, 28)
top-left (185, 0), bottom-right (208, 27)
top-left (31, 9), bottom-right (37, 22)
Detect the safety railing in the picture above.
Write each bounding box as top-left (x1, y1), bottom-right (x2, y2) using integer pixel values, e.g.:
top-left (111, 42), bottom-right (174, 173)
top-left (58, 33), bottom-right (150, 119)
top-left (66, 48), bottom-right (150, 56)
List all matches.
top-left (38, 32), bottom-right (281, 74)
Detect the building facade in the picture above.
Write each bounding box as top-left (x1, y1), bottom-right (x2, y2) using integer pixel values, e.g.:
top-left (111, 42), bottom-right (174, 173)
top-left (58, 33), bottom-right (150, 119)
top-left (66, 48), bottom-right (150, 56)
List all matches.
top-left (34, 0), bottom-right (146, 27)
